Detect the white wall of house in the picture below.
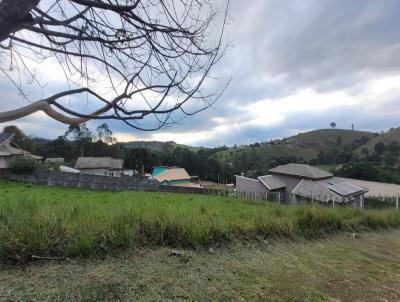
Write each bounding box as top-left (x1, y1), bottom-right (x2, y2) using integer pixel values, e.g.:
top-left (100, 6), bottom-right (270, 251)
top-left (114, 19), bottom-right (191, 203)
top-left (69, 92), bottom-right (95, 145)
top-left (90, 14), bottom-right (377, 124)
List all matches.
top-left (0, 157), bottom-right (7, 169)
top-left (0, 155), bottom-right (17, 169)
top-left (235, 175), bottom-right (268, 198)
top-left (79, 168), bottom-right (122, 177)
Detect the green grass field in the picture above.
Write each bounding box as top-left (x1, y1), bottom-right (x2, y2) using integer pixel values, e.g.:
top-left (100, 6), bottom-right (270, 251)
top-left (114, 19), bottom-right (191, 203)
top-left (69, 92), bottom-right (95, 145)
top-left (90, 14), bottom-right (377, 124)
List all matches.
top-left (1, 180), bottom-right (400, 263)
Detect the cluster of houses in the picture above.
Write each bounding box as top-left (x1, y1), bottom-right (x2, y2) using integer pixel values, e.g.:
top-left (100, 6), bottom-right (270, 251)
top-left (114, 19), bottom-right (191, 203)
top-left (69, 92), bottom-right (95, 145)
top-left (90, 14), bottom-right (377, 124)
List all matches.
top-left (0, 131), bottom-right (201, 188)
top-left (4, 130), bottom-right (397, 204)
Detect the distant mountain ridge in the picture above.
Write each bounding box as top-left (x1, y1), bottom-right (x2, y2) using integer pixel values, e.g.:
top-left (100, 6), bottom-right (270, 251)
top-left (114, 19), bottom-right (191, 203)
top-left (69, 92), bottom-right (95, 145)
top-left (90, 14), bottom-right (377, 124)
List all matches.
top-left (121, 128), bottom-right (400, 160)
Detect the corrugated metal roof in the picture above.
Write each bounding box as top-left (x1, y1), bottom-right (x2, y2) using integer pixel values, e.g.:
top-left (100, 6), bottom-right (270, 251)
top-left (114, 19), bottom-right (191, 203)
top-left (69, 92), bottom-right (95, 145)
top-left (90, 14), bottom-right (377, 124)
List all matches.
top-left (269, 164), bottom-right (333, 179)
top-left (74, 157), bottom-right (123, 169)
top-left (258, 175), bottom-right (286, 190)
top-left (154, 168), bottom-right (191, 182)
top-left (110, 159), bottom-right (123, 169)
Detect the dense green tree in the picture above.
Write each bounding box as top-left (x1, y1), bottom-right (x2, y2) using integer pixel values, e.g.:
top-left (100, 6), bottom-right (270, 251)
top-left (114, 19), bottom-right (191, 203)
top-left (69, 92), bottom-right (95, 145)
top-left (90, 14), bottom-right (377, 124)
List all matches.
top-left (374, 142), bottom-right (386, 155)
top-left (64, 124), bottom-right (93, 157)
top-left (384, 141), bottom-right (400, 167)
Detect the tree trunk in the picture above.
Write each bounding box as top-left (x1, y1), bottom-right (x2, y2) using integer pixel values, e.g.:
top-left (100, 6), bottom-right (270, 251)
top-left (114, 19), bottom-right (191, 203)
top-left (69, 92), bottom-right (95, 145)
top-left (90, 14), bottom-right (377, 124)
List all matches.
top-left (0, 0), bottom-right (40, 42)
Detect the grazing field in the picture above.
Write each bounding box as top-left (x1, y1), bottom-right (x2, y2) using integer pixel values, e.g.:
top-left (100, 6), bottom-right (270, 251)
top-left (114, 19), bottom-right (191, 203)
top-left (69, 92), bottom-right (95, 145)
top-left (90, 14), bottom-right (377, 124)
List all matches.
top-left (1, 230), bottom-right (400, 301)
top-left (1, 180), bottom-right (400, 263)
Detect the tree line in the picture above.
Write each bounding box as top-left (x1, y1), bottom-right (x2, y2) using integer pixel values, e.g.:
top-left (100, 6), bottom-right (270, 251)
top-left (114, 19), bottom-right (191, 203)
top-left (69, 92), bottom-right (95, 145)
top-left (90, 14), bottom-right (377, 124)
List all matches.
top-left (3, 124), bottom-right (235, 183)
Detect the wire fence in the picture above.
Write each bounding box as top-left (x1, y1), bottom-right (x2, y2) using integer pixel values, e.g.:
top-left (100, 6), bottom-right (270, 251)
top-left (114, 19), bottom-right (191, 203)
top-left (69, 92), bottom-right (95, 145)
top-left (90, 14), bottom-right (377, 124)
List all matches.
top-left (234, 189), bottom-right (400, 211)
top-left (2, 171), bottom-right (399, 211)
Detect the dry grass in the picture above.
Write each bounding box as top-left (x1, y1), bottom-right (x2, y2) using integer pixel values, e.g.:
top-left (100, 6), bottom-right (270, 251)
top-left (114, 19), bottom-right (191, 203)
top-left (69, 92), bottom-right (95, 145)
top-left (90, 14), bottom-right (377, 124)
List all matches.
top-left (1, 230), bottom-right (400, 301)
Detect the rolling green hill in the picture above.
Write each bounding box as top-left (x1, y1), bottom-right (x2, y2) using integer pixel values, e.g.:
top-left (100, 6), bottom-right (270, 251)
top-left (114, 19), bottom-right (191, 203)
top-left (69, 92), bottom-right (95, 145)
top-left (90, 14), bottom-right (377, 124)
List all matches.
top-left (287, 129), bottom-right (374, 149)
top-left (214, 129), bottom-right (375, 167)
top-left (354, 127), bottom-right (400, 154)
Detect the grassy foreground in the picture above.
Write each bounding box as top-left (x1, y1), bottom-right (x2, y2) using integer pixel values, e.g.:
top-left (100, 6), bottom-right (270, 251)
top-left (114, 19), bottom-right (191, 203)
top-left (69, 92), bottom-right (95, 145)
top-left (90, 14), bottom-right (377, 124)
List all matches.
top-left (1, 180), bottom-right (400, 262)
top-left (1, 230), bottom-right (400, 301)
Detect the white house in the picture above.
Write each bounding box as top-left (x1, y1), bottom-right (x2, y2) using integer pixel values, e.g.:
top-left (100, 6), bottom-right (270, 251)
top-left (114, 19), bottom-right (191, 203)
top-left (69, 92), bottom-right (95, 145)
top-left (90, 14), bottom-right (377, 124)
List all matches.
top-left (0, 132), bottom-right (42, 169)
top-left (74, 157), bottom-right (124, 177)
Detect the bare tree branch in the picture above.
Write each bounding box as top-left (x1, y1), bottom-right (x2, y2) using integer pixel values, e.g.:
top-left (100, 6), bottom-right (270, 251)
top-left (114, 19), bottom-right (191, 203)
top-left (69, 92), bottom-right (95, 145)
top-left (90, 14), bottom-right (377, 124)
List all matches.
top-left (0, 0), bottom-right (230, 130)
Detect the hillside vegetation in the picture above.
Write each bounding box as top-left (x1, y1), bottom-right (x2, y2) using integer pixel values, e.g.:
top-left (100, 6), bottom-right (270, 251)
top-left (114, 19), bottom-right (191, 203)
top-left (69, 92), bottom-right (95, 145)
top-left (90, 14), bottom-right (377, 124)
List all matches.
top-left (354, 127), bottom-right (400, 154)
top-left (122, 140), bottom-right (201, 152)
top-left (215, 129), bottom-right (375, 161)
top-left (1, 180), bottom-right (400, 262)
top-left (287, 129), bottom-right (375, 149)
top-left (213, 129), bottom-right (379, 177)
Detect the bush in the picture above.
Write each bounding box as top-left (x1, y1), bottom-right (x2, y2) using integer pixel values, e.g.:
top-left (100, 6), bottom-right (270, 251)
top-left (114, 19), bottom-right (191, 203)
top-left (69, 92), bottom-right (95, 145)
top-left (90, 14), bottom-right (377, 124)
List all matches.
top-left (9, 157), bottom-right (38, 174)
top-left (295, 207), bottom-right (343, 238)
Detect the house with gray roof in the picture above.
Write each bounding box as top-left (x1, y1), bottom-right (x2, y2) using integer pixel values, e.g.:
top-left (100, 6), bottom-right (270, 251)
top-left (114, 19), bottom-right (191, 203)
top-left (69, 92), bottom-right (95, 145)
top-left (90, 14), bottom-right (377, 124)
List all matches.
top-left (235, 164), bottom-right (368, 205)
top-left (74, 157), bottom-right (123, 177)
top-left (0, 132), bottom-right (42, 169)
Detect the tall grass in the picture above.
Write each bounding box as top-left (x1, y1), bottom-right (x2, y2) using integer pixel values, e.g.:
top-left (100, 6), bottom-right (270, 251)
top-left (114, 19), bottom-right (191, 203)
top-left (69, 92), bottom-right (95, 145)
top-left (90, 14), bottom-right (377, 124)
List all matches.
top-left (1, 180), bottom-right (400, 262)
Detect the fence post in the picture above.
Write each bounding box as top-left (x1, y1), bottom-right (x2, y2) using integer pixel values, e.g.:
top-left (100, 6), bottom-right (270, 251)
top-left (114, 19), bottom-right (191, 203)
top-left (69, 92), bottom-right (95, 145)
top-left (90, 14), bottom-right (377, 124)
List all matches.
top-left (396, 194), bottom-right (399, 211)
top-left (360, 194), bottom-right (364, 209)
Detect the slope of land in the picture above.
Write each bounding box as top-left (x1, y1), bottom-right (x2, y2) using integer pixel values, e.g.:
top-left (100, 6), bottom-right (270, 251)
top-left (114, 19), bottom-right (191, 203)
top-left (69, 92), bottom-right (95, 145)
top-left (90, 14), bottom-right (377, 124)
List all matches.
top-left (1, 230), bottom-right (400, 301)
top-left (287, 128), bottom-right (374, 149)
top-left (214, 129), bottom-right (375, 166)
top-left (354, 127), bottom-right (400, 154)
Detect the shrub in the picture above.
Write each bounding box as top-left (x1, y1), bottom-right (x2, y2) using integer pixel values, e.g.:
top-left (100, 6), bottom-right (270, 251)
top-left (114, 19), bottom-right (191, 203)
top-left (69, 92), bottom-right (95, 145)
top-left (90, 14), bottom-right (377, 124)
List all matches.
top-left (9, 157), bottom-right (38, 174)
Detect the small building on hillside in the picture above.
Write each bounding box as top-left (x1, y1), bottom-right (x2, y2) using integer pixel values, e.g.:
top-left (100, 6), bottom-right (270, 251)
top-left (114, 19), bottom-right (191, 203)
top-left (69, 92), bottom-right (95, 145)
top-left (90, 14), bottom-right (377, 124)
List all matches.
top-left (236, 163), bottom-right (368, 205)
top-left (74, 157), bottom-right (123, 177)
top-left (151, 166), bottom-right (201, 188)
top-left (0, 132), bottom-right (42, 169)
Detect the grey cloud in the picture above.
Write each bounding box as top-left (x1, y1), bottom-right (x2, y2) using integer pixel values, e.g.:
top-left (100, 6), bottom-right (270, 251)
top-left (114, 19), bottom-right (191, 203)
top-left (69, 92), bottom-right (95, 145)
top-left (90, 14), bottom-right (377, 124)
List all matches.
top-left (1, 0), bottom-right (400, 146)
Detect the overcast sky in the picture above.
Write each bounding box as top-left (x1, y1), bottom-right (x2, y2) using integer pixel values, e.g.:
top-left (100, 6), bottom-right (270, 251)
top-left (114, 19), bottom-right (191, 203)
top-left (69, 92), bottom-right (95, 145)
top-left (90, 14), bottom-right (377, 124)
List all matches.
top-left (1, 0), bottom-right (400, 147)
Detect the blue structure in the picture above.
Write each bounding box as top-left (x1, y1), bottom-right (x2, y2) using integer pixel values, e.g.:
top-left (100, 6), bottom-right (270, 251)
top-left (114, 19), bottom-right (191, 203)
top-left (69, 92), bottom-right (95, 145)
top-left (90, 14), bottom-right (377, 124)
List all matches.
top-left (151, 166), bottom-right (168, 177)
top-left (151, 166), bottom-right (198, 188)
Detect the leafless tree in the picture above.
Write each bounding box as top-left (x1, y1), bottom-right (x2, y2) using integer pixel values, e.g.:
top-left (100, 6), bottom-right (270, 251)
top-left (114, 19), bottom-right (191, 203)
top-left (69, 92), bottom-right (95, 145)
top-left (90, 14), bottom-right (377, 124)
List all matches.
top-left (0, 0), bottom-right (229, 130)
